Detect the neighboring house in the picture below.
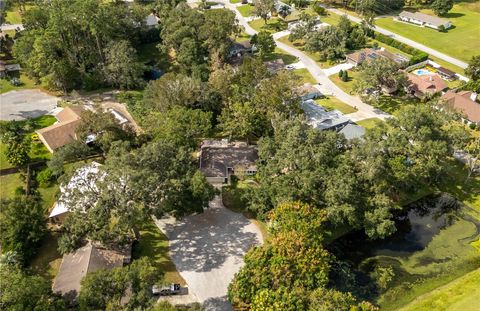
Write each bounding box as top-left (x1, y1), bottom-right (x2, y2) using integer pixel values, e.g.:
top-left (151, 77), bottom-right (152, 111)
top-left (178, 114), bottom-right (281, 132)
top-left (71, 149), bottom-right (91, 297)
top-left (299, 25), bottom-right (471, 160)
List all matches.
top-left (264, 58), bottom-right (285, 73)
top-left (398, 11), bottom-right (451, 30)
top-left (301, 99), bottom-right (351, 131)
top-left (339, 123), bottom-right (366, 140)
top-left (407, 73), bottom-right (447, 98)
top-left (346, 48), bottom-right (409, 66)
top-left (436, 66), bottom-right (457, 81)
top-left (145, 13), bottom-right (159, 27)
top-left (36, 106), bottom-right (85, 153)
top-left (0, 61), bottom-right (21, 78)
top-left (229, 41), bottom-right (254, 58)
top-left (299, 83), bottom-right (324, 101)
top-left (53, 242), bottom-right (131, 304)
top-left (441, 91), bottom-right (480, 125)
top-left (49, 162), bottom-right (103, 223)
top-left (199, 139), bottom-right (258, 184)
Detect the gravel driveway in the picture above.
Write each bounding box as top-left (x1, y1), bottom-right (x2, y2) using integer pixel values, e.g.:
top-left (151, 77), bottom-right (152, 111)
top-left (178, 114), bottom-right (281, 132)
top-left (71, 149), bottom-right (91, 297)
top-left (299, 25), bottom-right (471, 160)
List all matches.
top-left (0, 89), bottom-right (59, 121)
top-left (155, 195), bottom-right (263, 310)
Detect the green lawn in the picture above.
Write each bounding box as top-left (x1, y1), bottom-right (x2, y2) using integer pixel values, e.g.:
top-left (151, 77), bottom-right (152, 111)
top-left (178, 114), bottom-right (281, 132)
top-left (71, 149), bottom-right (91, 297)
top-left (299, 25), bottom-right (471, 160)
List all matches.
top-left (132, 220), bottom-right (185, 285)
top-left (264, 47), bottom-right (298, 65)
top-left (237, 4), bottom-right (254, 17)
top-left (374, 3), bottom-right (480, 62)
top-left (315, 97), bottom-right (358, 114)
top-left (356, 118), bottom-right (384, 130)
top-left (5, 8), bottom-right (22, 24)
top-left (329, 70), bottom-right (359, 94)
top-left (230, 0), bottom-right (241, 3)
top-left (399, 268), bottom-right (480, 311)
top-left (235, 31), bottom-right (251, 43)
top-left (0, 173), bottom-right (23, 199)
top-left (369, 95), bottom-right (419, 115)
top-left (0, 74), bottom-right (38, 94)
top-left (277, 35), bottom-right (330, 68)
top-left (293, 68), bottom-right (316, 84)
top-left (320, 11), bottom-right (343, 26)
top-left (248, 18), bottom-right (287, 33)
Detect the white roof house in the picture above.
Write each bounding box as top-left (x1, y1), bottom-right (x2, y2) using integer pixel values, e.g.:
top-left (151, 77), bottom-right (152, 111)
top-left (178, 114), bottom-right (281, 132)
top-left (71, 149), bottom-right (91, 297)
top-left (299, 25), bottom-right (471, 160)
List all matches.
top-left (398, 11), bottom-right (451, 29)
top-left (49, 162), bottom-right (103, 218)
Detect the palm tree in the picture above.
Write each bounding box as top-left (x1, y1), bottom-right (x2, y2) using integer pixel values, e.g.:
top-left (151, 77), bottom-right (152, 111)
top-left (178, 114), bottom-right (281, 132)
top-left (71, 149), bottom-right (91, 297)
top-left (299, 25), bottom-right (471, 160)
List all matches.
top-left (278, 5), bottom-right (292, 20)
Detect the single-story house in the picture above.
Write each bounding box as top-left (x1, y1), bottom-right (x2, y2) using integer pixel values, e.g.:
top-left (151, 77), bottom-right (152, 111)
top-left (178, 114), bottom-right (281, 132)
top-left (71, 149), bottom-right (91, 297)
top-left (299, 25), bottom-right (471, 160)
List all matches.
top-left (199, 139), bottom-right (258, 184)
top-left (346, 48), bottom-right (409, 66)
top-left (441, 91), bottom-right (480, 124)
top-left (228, 41), bottom-right (254, 58)
top-left (36, 106), bottom-right (85, 153)
top-left (436, 66), bottom-right (457, 81)
top-left (299, 83), bottom-right (324, 101)
top-left (407, 73), bottom-right (447, 98)
top-left (301, 99), bottom-right (351, 131)
top-left (264, 58), bottom-right (285, 73)
top-left (49, 162), bottom-right (103, 223)
top-left (53, 242), bottom-right (131, 304)
top-left (0, 61), bottom-right (21, 78)
top-left (398, 11), bottom-right (451, 30)
top-left (338, 123), bottom-right (366, 140)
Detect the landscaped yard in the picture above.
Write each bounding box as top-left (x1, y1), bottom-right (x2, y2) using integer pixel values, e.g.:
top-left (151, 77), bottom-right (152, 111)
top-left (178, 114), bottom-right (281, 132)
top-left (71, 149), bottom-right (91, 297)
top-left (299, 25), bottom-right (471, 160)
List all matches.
top-left (374, 3), bottom-right (480, 62)
top-left (329, 69), bottom-right (359, 94)
top-left (29, 231), bottom-right (63, 281)
top-left (0, 173), bottom-right (23, 199)
top-left (293, 68), bottom-right (316, 84)
top-left (0, 74), bottom-right (38, 94)
top-left (230, 0), bottom-right (241, 3)
top-left (277, 35), bottom-right (330, 68)
top-left (237, 4), bottom-right (254, 17)
top-left (315, 97), bottom-right (358, 114)
top-left (248, 18), bottom-right (287, 33)
top-left (399, 268), bottom-right (480, 311)
top-left (356, 117), bottom-right (384, 130)
top-left (265, 47), bottom-right (298, 65)
top-left (132, 220), bottom-right (186, 285)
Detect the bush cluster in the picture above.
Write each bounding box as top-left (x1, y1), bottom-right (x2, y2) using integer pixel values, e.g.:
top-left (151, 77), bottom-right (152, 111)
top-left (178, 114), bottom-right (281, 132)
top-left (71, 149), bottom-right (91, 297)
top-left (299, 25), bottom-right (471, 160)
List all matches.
top-left (372, 32), bottom-right (429, 66)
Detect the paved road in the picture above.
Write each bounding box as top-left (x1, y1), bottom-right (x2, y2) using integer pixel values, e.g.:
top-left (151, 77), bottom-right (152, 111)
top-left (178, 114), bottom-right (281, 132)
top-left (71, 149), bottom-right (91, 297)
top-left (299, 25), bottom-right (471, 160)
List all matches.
top-left (155, 195), bottom-right (263, 311)
top-left (325, 8), bottom-right (468, 69)
top-left (221, 0), bottom-right (390, 121)
top-left (0, 89), bottom-right (59, 120)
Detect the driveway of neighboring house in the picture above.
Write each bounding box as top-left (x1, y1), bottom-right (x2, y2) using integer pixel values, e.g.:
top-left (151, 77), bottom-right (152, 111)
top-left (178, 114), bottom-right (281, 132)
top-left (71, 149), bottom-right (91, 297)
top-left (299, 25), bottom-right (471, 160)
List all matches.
top-left (154, 195), bottom-right (264, 311)
top-left (0, 89), bottom-right (59, 121)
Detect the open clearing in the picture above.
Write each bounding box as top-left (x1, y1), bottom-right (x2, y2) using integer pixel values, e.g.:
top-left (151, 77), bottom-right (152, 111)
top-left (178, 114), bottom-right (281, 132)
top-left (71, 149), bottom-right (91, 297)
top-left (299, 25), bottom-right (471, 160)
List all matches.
top-left (375, 3), bottom-right (480, 62)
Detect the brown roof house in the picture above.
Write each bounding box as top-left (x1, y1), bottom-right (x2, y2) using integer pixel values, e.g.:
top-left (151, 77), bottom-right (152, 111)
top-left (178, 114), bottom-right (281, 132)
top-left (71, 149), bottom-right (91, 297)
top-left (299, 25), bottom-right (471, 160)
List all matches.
top-left (441, 91), bottom-right (480, 125)
top-left (407, 73), bottom-right (447, 98)
top-left (36, 106), bottom-right (85, 153)
top-left (52, 242), bottom-right (131, 304)
top-left (346, 48), bottom-right (409, 66)
top-left (199, 139), bottom-right (258, 184)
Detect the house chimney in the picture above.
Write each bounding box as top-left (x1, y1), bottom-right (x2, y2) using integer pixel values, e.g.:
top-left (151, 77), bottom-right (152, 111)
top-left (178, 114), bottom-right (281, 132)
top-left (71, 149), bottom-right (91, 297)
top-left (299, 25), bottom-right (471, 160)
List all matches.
top-left (470, 92), bottom-right (477, 102)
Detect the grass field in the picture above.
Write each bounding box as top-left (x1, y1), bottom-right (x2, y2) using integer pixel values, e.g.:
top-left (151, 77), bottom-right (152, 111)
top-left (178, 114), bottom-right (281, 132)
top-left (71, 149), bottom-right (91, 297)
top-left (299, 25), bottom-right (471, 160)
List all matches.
top-left (374, 3), bottom-right (480, 62)
top-left (0, 173), bottom-right (23, 199)
top-left (265, 47), bottom-right (298, 65)
top-left (293, 68), bottom-right (317, 84)
top-left (249, 18), bottom-right (287, 33)
top-left (277, 35), bottom-right (331, 68)
top-left (399, 268), bottom-right (480, 311)
top-left (356, 118), bottom-right (384, 129)
top-left (230, 0), bottom-right (241, 3)
top-left (237, 4), bottom-right (254, 17)
top-left (132, 220), bottom-right (185, 285)
top-left (329, 70), bottom-right (359, 94)
top-left (315, 97), bottom-right (358, 114)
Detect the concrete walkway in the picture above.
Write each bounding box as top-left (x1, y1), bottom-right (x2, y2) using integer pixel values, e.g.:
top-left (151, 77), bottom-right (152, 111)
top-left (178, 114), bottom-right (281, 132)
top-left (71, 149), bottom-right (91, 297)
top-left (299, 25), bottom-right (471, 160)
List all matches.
top-left (0, 23), bottom-right (24, 31)
top-left (221, 0), bottom-right (390, 121)
top-left (325, 7), bottom-right (468, 69)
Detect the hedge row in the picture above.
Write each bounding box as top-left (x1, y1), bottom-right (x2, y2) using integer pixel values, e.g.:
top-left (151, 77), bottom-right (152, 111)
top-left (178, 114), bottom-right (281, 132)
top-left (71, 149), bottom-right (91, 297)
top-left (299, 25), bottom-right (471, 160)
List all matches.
top-left (372, 32), bottom-right (429, 65)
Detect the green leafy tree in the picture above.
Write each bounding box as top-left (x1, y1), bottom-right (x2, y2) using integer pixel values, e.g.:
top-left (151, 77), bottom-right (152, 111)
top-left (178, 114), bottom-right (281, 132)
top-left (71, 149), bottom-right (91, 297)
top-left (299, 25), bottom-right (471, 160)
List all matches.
top-left (353, 57), bottom-right (407, 94)
top-left (251, 31), bottom-right (276, 59)
top-left (288, 12), bottom-right (321, 41)
top-left (0, 264), bottom-right (66, 311)
top-left (305, 26), bottom-right (347, 61)
top-left (0, 195), bottom-right (47, 264)
top-left (465, 55), bottom-right (480, 81)
top-left (218, 101), bottom-right (267, 140)
top-left (278, 4), bottom-right (292, 19)
top-left (103, 40), bottom-right (145, 90)
top-left (253, 0), bottom-right (275, 24)
top-left (430, 0), bottom-right (453, 16)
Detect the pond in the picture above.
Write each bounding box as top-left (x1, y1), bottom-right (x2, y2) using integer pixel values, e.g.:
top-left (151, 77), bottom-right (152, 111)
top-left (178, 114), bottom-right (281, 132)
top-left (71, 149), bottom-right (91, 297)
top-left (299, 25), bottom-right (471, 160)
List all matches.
top-left (329, 193), bottom-right (480, 310)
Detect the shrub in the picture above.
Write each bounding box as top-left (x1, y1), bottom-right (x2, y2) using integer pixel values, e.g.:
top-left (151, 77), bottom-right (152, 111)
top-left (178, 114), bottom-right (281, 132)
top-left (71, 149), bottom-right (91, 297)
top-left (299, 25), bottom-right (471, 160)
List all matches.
top-left (339, 69), bottom-right (344, 78)
top-left (469, 123), bottom-right (477, 130)
top-left (36, 167), bottom-right (55, 188)
top-left (372, 32), bottom-right (428, 66)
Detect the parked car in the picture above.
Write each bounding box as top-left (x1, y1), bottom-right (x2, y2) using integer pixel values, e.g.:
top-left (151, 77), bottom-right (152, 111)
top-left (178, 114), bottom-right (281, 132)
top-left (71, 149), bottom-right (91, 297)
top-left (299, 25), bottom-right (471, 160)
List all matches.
top-left (285, 64), bottom-right (295, 70)
top-left (152, 283), bottom-right (181, 296)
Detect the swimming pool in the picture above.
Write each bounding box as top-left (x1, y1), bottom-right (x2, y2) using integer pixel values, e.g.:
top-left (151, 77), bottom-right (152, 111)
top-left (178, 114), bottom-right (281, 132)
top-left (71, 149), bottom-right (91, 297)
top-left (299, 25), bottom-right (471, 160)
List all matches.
top-left (413, 69), bottom-right (434, 76)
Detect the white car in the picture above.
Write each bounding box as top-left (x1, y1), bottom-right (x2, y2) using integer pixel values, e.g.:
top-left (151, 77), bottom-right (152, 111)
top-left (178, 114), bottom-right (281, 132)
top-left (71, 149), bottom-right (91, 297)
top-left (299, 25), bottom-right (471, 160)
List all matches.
top-left (285, 64), bottom-right (295, 70)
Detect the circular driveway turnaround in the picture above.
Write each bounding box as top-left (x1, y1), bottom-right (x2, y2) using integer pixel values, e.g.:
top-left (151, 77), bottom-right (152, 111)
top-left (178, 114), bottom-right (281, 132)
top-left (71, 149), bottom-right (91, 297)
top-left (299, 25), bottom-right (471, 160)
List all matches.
top-left (0, 89), bottom-right (59, 121)
top-left (155, 195), bottom-right (263, 311)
